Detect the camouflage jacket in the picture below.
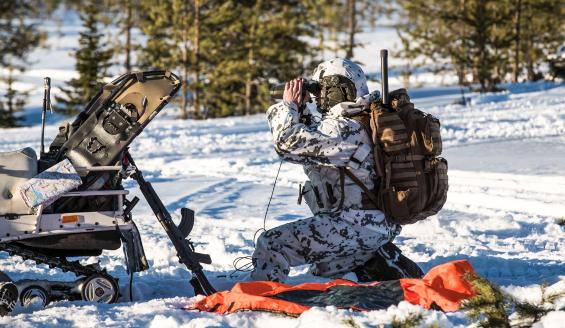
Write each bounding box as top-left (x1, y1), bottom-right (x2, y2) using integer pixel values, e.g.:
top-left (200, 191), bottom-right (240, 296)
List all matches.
top-left (267, 101), bottom-right (391, 228)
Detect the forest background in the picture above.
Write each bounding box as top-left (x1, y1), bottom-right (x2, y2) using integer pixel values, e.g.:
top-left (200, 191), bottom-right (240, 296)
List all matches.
top-left (0, 0), bottom-right (563, 126)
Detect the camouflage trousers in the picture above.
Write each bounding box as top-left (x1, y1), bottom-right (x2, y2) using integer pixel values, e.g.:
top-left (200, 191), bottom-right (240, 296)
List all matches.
top-left (251, 209), bottom-right (401, 282)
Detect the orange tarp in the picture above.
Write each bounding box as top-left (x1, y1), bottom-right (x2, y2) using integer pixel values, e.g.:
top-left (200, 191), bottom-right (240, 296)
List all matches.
top-left (188, 260), bottom-right (475, 315)
top-left (400, 260), bottom-right (475, 311)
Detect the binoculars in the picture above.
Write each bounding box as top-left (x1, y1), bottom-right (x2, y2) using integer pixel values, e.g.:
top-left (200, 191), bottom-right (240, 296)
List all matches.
top-left (269, 79), bottom-right (321, 100)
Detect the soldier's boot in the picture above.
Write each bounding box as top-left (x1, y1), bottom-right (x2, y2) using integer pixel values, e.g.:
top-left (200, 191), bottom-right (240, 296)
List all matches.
top-left (354, 242), bottom-right (424, 282)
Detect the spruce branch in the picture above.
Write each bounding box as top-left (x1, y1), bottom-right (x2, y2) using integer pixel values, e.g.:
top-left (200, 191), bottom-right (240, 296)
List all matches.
top-left (464, 274), bottom-right (564, 328)
top-left (342, 316), bottom-right (361, 328)
top-left (462, 275), bottom-right (511, 328)
top-left (391, 312), bottom-right (424, 328)
top-left (514, 284), bottom-right (565, 327)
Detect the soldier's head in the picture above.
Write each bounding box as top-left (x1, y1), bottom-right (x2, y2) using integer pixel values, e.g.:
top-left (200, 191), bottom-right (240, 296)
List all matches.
top-left (311, 58), bottom-right (368, 113)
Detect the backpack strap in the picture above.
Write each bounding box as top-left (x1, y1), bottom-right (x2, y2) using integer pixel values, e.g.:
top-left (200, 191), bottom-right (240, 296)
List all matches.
top-left (342, 167), bottom-right (380, 209)
top-left (349, 113), bottom-right (372, 145)
top-left (337, 167), bottom-right (345, 211)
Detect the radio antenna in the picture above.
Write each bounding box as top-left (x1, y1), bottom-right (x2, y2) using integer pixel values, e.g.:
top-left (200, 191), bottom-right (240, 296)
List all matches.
top-left (41, 77), bottom-right (51, 156)
top-left (380, 49), bottom-right (389, 107)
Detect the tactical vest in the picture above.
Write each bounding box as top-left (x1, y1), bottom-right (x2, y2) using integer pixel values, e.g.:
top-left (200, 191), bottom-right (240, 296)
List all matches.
top-left (346, 89), bottom-right (448, 225)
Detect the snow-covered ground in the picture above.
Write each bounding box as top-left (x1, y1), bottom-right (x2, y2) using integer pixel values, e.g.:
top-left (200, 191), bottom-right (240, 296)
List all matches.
top-left (1, 81), bottom-right (564, 327)
top-left (1, 8), bottom-right (564, 328)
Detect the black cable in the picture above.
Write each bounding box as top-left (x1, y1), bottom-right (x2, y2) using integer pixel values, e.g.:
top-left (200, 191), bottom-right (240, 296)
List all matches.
top-left (253, 159), bottom-right (283, 243)
top-left (230, 160), bottom-right (283, 277)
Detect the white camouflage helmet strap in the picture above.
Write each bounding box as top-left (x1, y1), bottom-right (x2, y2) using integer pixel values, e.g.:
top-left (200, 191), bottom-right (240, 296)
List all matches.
top-left (311, 58), bottom-right (369, 97)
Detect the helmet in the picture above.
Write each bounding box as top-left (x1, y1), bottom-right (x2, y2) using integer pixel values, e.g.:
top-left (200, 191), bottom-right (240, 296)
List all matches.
top-left (311, 58), bottom-right (369, 112)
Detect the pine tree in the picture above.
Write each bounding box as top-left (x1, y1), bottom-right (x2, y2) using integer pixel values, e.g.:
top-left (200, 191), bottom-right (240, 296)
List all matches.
top-left (0, 1), bottom-right (42, 127)
top-left (397, 0), bottom-right (565, 89)
top-left (137, 0), bottom-right (173, 70)
top-left (344, 0), bottom-right (388, 59)
top-left (192, 0), bottom-right (202, 118)
top-left (397, 0), bottom-right (515, 92)
top-left (202, 0), bottom-right (312, 117)
top-left (345, 0), bottom-right (356, 59)
top-left (396, 1), bottom-right (464, 84)
top-left (103, 0), bottom-right (143, 72)
top-left (518, 0), bottom-right (565, 81)
top-left (307, 0), bottom-right (387, 61)
top-left (0, 68), bottom-right (30, 128)
top-left (511, 0), bottom-right (523, 83)
top-left (168, 0), bottom-right (193, 119)
top-left (306, 0), bottom-right (342, 60)
top-left (194, 0), bottom-right (241, 117)
top-left (138, 0), bottom-right (199, 119)
top-left (55, 1), bottom-right (113, 115)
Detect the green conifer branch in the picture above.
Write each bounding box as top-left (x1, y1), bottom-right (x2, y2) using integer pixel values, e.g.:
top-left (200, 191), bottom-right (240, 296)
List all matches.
top-left (391, 312), bottom-right (424, 328)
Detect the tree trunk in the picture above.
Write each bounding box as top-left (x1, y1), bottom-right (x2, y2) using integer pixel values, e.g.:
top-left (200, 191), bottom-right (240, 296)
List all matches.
top-left (124, 0), bottom-right (132, 72)
top-left (245, 0), bottom-right (261, 116)
top-left (512, 0), bottom-right (522, 83)
top-left (180, 1), bottom-right (189, 119)
top-left (454, 59), bottom-right (466, 87)
top-left (181, 64), bottom-right (188, 119)
top-left (526, 55), bottom-right (535, 80)
top-left (521, 0), bottom-right (536, 81)
top-left (330, 25), bottom-right (338, 57)
top-left (457, 0), bottom-right (468, 87)
top-left (475, 0), bottom-right (488, 92)
top-left (6, 67), bottom-right (14, 114)
top-left (193, 0), bottom-right (200, 118)
top-left (245, 46), bottom-right (254, 116)
top-left (317, 12), bottom-right (325, 58)
top-left (346, 0), bottom-right (356, 59)
top-left (524, 25), bottom-right (535, 81)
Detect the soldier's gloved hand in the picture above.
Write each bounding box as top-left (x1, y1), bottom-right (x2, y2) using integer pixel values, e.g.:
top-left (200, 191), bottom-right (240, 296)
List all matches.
top-left (283, 78), bottom-right (310, 108)
top-left (355, 90), bottom-right (381, 108)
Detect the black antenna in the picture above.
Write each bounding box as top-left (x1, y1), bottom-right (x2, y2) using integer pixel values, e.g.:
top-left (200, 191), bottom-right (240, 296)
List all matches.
top-left (41, 77), bottom-right (51, 156)
top-left (380, 49), bottom-right (389, 107)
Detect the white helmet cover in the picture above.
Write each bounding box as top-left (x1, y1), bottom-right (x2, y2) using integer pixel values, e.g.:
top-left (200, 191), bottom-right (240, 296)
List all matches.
top-left (311, 58), bottom-right (369, 97)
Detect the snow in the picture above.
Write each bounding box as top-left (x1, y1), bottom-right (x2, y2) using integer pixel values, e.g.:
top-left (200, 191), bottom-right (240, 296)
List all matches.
top-left (1, 82), bottom-right (563, 327)
top-left (1, 8), bottom-right (564, 328)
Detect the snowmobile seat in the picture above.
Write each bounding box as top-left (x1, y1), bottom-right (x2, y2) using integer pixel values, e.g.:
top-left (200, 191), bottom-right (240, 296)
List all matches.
top-left (0, 148), bottom-right (37, 216)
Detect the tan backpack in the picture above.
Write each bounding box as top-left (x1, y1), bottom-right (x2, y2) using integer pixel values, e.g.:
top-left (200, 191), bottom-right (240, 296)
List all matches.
top-left (347, 88), bottom-right (448, 225)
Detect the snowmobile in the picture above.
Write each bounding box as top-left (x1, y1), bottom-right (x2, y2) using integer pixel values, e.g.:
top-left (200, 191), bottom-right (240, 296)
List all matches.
top-left (0, 71), bottom-right (215, 316)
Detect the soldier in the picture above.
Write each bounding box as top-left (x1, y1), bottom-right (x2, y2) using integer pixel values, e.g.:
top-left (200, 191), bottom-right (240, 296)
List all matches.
top-left (251, 58), bottom-right (424, 283)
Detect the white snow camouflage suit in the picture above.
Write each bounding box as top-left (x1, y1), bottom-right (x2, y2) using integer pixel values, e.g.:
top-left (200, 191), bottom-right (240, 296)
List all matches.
top-left (251, 59), bottom-right (401, 282)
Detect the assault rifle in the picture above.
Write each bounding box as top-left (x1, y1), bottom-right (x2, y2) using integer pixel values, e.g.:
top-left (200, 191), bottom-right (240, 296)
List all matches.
top-left (124, 152), bottom-right (216, 296)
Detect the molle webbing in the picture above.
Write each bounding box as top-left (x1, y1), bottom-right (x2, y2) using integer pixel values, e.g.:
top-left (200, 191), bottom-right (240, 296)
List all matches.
top-left (349, 89), bottom-right (448, 225)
